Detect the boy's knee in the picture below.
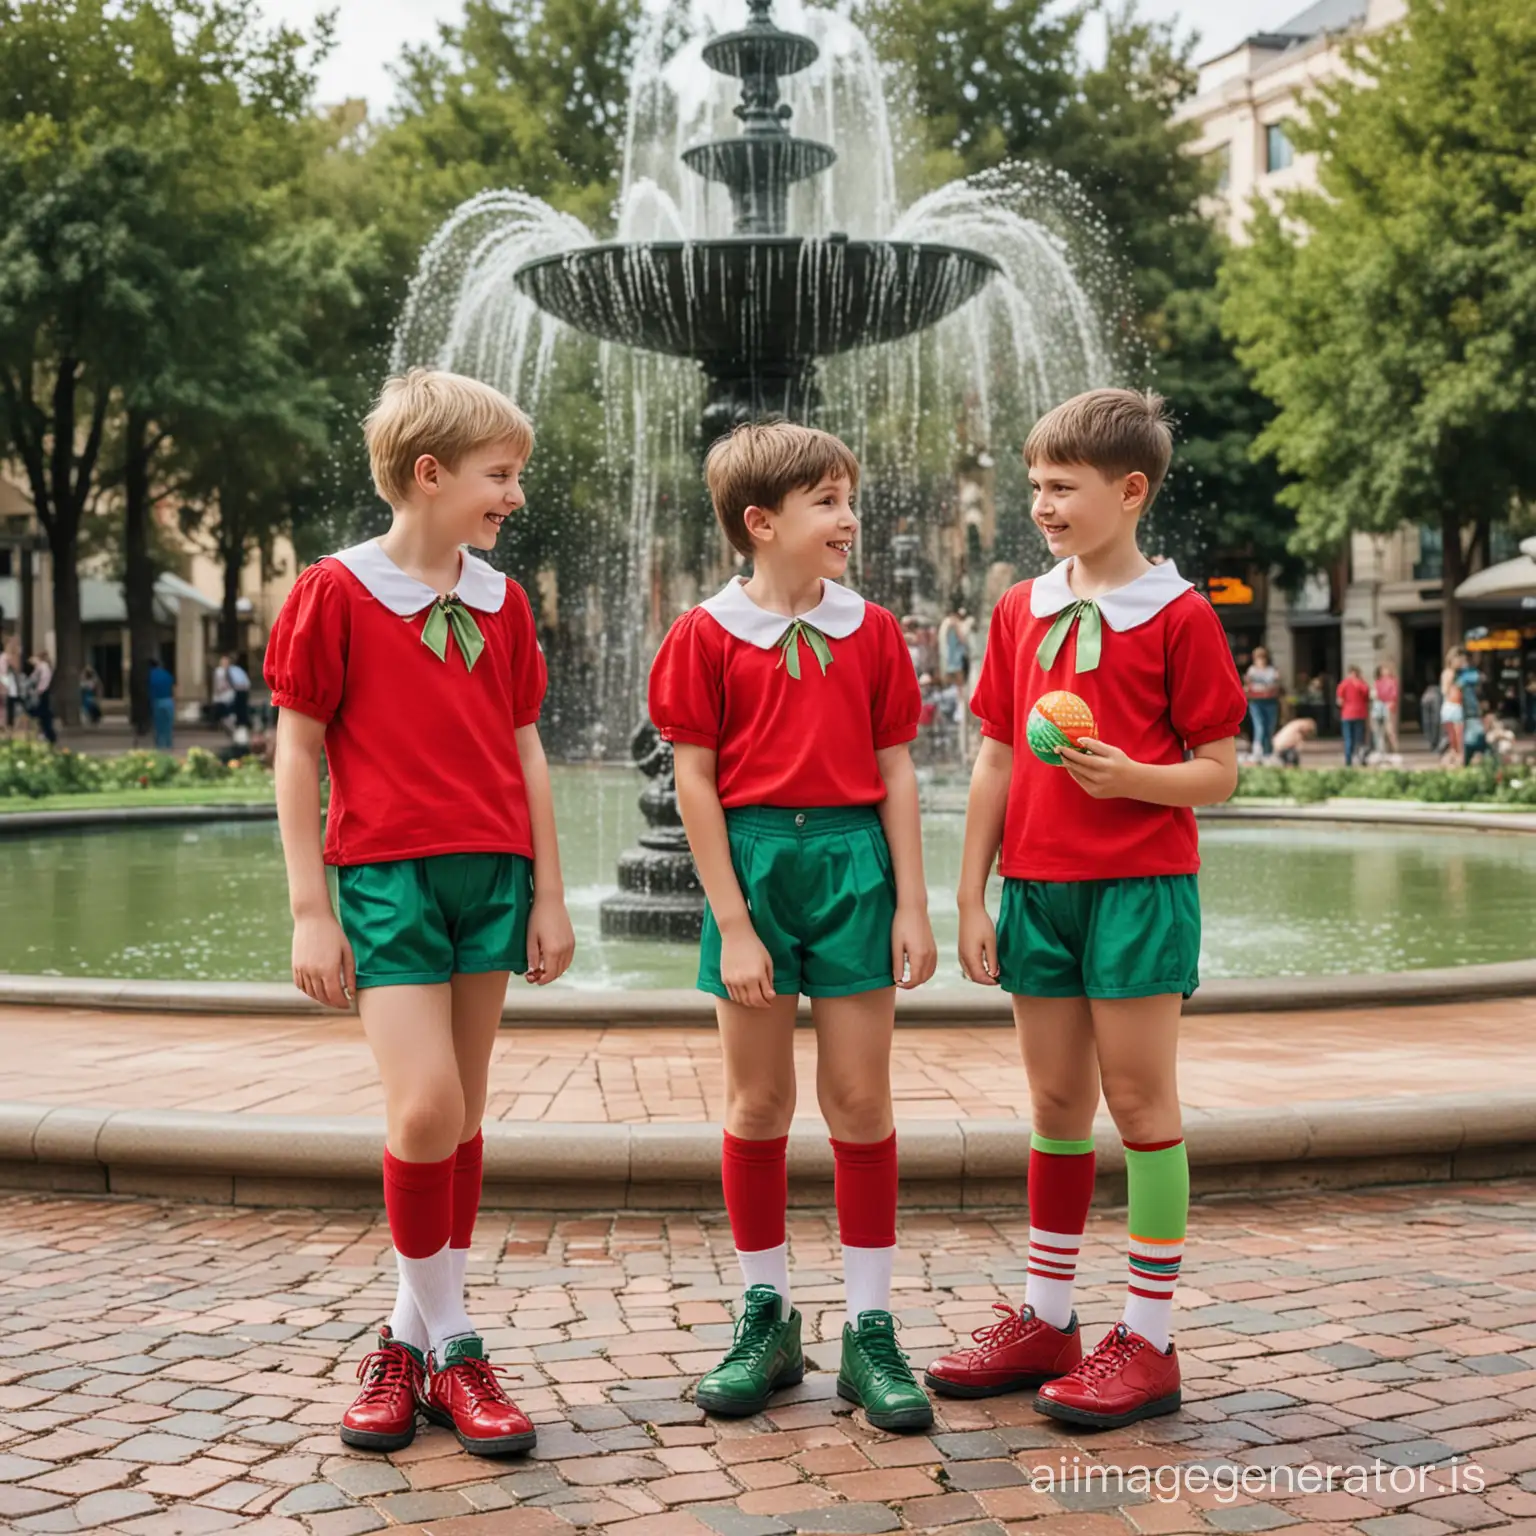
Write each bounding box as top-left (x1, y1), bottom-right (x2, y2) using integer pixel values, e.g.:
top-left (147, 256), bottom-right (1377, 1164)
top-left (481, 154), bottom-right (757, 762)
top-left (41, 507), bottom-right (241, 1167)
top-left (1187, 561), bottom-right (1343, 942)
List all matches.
top-left (726, 1083), bottom-right (795, 1140)
top-left (393, 1085), bottom-right (466, 1162)
top-left (817, 1083), bottom-right (893, 1143)
top-left (1100, 1077), bottom-right (1178, 1144)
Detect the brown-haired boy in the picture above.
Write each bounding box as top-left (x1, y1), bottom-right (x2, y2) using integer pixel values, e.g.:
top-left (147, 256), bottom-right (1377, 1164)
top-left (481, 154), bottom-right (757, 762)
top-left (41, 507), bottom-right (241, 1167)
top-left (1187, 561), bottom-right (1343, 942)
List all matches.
top-left (925, 388), bottom-right (1246, 1427)
top-left (648, 420), bottom-right (938, 1431)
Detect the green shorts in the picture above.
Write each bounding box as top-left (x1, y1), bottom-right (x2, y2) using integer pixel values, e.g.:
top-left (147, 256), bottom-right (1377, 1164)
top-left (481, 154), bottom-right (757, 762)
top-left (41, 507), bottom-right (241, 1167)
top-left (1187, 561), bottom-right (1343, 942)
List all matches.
top-left (699, 805), bottom-right (897, 1000)
top-left (996, 874), bottom-right (1201, 1000)
top-left (336, 852), bottom-right (534, 990)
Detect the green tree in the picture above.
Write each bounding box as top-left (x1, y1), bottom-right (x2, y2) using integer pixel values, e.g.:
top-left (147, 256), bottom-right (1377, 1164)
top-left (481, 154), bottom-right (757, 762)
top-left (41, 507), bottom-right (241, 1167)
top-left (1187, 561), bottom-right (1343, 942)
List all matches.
top-left (1222, 0), bottom-right (1536, 655)
top-left (0, 0), bottom-right (332, 727)
top-left (853, 0), bottom-right (1292, 579)
top-left (377, 0), bottom-right (641, 234)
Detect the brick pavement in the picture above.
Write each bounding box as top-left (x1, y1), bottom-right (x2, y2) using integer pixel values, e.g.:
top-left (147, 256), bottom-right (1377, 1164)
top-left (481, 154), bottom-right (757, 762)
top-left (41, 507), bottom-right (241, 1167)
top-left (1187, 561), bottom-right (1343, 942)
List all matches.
top-left (4, 999), bottom-right (1533, 1122)
top-left (3, 1178), bottom-right (1536, 1533)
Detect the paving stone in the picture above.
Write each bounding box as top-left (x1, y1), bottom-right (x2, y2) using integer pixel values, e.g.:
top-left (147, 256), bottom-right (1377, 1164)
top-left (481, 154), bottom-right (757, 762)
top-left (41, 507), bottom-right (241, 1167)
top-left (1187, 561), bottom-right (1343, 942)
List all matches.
top-left (372, 1489), bottom-right (474, 1522)
top-left (101, 1434), bottom-right (205, 1464)
top-left (931, 1432), bottom-right (1007, 1462)
top-left (1373, 1440), bottom-right (1463, 1468)
top-left (271, 1483), bottom-right (355, 1515)
top-left (941, 1460), bottom-right (1029, 1491)
top-left (68, 1489), bottom-right (163, 1527)
top-left (692, 1509), bottom-right (793, 1536)
top-left (1205, 1505), bottom-right (1299, 1531)
top-left (0, 1454), bottom-right (54, 1482)
top-left (152, 1413), bottom-right (238, 1442)
top-left (323, 1460), bottom-right (410, 1497)
top-left (166, 1391), bottom-right (244, 1412)
top-left (1203, 1391), bottom-right (1302, 1415)
top-left (305, 1512), bottom-right (387, 1536)
top-left (777, 1504), bottom-right (902, 1533)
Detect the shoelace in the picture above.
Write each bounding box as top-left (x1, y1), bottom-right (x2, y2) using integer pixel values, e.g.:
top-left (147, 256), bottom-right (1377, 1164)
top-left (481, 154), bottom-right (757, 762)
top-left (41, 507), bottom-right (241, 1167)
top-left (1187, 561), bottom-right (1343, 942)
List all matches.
top-left (859, 1323), bottom-right (917, 1384)
top-left (443, 1354), bottom-right (516, 1411)
top-left (353, 1344), bottom-right (418, 1404)
top-left (718, 1305), bottom-right (781, 1370)
top-left (966, 1303), bottom-right (1038, 1359)
top-left (1074, 1328), bottom-right (1142, 1382)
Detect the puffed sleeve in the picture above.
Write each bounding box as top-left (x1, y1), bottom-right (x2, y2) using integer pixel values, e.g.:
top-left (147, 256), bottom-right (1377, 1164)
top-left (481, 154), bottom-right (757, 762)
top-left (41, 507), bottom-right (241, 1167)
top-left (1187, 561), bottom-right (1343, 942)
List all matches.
top-left (970, 585), bottom-right (1022, 743)
top-left (263, 563), bottom-right (348, 723)
top-left (870, 606), bottom-right (920, 749)
top-left (505, 580), bottom-right (547, 727)
top-left (1167, 593), bottom-right (1248, 748)
top-left (648, 610), bottom-right (722, 749)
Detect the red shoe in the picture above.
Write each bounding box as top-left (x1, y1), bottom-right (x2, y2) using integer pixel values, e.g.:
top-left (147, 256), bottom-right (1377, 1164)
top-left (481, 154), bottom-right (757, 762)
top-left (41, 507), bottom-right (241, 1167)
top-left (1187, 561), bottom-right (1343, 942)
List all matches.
top-left (1033, 1321), bottom-right (1181, 1428)
top-left (339, 1327), bottom-right (425, 1451)
top-left (423, 1336), bottom-right (537, 1457)
top-left (924, 1303), bottom-right (1083, 1398)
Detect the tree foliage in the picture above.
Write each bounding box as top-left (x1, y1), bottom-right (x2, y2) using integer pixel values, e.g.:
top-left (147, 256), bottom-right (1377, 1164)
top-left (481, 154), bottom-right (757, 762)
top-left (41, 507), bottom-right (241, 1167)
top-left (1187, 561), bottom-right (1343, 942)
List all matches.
top-left (1221, 0), bottom-right (1536, 645)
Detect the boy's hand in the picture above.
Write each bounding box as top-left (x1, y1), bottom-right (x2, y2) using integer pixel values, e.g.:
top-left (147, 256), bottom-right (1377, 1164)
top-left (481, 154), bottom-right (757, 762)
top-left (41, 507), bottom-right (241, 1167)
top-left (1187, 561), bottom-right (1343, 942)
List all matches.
top-left (892, 903), bottom-right (937, 990)
top-left (958, 900), bottom-right (1000, 987)
top-left (1057, 738), bottom-right (1142, 800)
top-left (720, 924), bottom-right (777, 1008)
top-left (292, 912), bottom-right (355, 1010)
top-left (525, 893), bottom-right (576, 985)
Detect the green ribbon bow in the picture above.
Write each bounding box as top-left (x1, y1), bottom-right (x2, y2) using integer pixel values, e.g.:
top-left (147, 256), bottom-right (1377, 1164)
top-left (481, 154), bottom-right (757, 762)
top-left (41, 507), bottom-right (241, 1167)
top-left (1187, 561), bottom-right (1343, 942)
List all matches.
top-left (1036, 598), bottom-right (1103, 673)
top-left (420, 594), bottom-right (486, 672)
top-left (776, 616), bottom-right (834, 680)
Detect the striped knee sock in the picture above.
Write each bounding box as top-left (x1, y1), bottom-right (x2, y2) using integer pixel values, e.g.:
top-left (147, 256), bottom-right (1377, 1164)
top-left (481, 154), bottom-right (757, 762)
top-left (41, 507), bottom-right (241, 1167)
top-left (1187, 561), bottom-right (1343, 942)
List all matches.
top-left (1024, 1132), bottom-right (1095, 1330)
top-left (1122, 1137), bottom-right (1188, 1352)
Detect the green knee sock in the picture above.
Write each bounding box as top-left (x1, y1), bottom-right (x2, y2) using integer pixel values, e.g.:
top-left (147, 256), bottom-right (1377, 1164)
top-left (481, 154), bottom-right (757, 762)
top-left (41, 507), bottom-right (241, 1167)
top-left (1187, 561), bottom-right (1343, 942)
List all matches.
top-left (1122, 1138), bottom-right (1188, 1352)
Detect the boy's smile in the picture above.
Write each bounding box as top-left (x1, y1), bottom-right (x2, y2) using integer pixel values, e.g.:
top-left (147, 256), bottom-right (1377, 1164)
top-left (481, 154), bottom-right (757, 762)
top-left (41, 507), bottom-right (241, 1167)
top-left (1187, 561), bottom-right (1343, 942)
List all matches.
top-left (429, 441), bottom-right (527, 551)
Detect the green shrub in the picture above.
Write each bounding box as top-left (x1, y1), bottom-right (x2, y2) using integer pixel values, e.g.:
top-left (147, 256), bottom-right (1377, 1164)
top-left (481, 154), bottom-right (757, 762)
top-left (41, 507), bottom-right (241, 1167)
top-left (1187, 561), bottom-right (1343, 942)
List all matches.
top-left (0, 739), bottom-right (271, 798)
top-left (1234, 762), bottom-right (1535, 806)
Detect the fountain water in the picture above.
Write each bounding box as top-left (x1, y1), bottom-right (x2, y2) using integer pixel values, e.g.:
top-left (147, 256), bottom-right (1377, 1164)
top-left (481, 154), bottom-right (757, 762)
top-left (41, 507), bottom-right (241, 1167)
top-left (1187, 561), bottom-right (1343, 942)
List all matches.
top-left (391, 0), bottom-right (1120, 937)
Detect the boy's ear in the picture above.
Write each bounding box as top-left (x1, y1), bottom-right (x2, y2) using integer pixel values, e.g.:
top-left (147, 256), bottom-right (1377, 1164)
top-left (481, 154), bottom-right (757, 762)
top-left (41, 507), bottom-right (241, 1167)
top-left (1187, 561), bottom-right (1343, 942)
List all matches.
top-left (742, 503), bottom-right (774, 543)
top-left (1122, 470), bottom-right (1150, 515)
top-left (413, 453), bottom-right (443, 495)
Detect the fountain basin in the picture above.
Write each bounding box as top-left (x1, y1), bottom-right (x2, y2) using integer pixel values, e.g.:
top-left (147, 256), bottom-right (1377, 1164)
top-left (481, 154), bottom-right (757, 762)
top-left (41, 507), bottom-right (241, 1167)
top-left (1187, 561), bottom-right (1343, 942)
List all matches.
top-left (512, 237), bottom-right (1001, 365)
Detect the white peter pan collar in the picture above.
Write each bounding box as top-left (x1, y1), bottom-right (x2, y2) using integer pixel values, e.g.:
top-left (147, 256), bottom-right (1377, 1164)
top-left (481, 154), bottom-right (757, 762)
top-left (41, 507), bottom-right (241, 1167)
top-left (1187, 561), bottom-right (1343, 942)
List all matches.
top-left (329, 539), bottom-right (507, 616)
top-left (699, 576), bottom-right (866, 648)
top-left (1030, 557), bottom-right (1192, 631)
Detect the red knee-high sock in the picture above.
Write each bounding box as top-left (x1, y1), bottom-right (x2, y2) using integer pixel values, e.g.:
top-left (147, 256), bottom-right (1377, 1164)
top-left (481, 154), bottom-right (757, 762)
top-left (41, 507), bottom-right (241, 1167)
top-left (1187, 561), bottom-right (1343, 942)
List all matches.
top-left (382, 1148), bottom-right (455, 1259)
top-left (451, 1130), bottom-right (484, 1251)
top-left (721, 1131), bottom-right (788, 1253)
top-left (1024, 1132), bottom-right (1097, 1329)
top-left (831, 1132), bottom-right (899, 1325)
top-left (830, 1132), bottom-right (899, 1249)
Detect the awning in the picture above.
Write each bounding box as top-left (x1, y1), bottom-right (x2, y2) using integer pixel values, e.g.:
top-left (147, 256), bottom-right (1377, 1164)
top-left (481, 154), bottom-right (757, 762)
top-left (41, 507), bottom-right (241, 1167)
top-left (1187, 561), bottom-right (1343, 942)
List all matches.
top-left (1456, 554), bottom-right (1536, 604)
top-left (0, 573), bottom-right (223, 627)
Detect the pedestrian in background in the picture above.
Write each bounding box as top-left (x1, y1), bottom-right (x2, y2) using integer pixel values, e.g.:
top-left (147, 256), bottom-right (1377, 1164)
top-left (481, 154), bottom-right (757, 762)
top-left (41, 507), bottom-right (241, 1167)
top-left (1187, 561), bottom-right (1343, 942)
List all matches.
top-left (149, 659), bottom-right (176, 750)
top-left (1243, 645), bottom-right (1281, 760)
top-left (1370, 662), bottom-right (1399, 758)
top-left (1336, 665), bottom-right (1370, 766)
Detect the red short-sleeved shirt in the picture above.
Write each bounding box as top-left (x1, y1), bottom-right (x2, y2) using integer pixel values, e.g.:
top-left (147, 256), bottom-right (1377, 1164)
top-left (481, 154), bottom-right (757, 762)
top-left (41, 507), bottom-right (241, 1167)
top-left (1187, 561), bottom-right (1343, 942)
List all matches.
top-left (648, 577), bottom-right (921, 808)
top-left (970, 559), bottom-right (1246, 882)
top-left (1337, 676), bottom-right (1371, 720)
top-left (262, 541), bottom-right (547, 867)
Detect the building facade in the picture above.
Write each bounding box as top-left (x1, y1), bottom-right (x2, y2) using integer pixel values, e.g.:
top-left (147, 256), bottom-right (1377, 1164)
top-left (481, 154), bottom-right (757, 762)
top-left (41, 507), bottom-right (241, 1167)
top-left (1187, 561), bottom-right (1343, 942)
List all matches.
top-left (1168, 0), bottom-right (1523, 723)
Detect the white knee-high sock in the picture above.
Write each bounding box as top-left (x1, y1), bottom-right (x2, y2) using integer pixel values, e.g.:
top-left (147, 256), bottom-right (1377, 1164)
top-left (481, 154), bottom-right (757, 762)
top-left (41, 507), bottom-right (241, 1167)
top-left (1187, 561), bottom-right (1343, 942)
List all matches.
top-left (737, 1241), bottom-right (791, 1315)
top-left (387, 1254), bottom-right (429, 1353)
top-left (842, 1244), bottom-right (895, 1331)
top-left (396, 1243), bottom-right (476, 1357)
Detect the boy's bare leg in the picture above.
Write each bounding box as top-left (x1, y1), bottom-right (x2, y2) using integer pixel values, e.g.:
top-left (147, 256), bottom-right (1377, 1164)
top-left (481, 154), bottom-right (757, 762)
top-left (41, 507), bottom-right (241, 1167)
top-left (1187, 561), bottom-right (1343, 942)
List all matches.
top-left (717, 995), bottom-right (800, 1306)
top-left (1091, 994), bottom-right (1187, 1352)
top-left (448, 970), bottom-right (513, 1323)
top-left (1012, 995), bottom-right (1100, 1138)
top-left (360, 983), bottom-right (472, 1353)
top-left (812, 988), bottom-right (898, 1333)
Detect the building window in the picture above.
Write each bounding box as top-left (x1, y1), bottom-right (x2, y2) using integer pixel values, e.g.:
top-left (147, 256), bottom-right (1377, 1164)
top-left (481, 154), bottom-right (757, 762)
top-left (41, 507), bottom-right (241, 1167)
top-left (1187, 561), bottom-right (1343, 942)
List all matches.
top-left (1206, 141), bottom-right (1232, 195)
top-left (1414, 524), bottom-right (1442, 582)
top-left (1265, 123), bottom-right (1294, 174)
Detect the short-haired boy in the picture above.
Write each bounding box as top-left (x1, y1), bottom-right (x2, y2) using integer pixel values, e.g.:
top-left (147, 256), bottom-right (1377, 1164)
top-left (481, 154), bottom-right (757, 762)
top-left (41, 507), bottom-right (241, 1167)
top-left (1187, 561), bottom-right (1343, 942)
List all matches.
top-left (648, 421), bottom-right (938, 1432)
top-left (925, 389), bottom-right (1245, 1428)
top-left (265, 368), bottom-right (575, 1457)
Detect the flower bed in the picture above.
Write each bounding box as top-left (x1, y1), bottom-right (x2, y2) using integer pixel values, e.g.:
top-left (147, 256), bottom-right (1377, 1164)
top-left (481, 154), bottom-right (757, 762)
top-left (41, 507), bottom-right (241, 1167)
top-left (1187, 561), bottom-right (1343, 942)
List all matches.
top-left (1235, 763), bottom-right (1536, 805)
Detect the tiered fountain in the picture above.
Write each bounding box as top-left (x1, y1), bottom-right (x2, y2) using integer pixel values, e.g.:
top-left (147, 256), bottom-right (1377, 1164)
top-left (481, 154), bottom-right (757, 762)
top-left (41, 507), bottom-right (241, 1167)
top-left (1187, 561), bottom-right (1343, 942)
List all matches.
top-left (515, 0), bottom-right (998, 443)
top-left (510, 0), bottom-right (1000, 939)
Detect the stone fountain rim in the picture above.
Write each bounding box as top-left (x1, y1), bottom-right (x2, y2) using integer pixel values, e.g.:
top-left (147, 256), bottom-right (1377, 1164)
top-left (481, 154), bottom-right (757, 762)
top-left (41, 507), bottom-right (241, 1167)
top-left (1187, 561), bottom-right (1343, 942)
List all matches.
top-left (513, 235), bottom-right (1005, 273)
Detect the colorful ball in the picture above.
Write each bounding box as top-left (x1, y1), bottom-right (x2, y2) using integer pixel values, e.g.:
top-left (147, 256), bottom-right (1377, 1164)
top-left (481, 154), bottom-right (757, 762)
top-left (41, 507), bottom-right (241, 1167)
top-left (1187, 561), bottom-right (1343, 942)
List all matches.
top-left (1026, 690), bottom-right (1096, 766)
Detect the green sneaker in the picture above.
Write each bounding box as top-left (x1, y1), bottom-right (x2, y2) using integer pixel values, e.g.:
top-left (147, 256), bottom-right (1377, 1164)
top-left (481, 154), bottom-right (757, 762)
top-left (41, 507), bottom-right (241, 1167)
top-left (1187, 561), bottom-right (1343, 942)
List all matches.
top-left (694, 1285), bottom-right (804, 1417)
top-left (837, 1310), bottom-right (934, 1432)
